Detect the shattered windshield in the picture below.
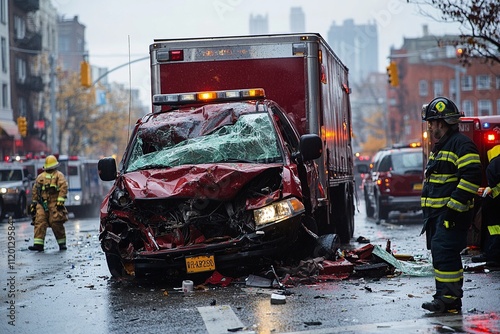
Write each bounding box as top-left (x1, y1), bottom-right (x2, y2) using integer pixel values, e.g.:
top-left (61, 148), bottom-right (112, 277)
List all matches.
top-left (126, 112), bottom-right (282, 172)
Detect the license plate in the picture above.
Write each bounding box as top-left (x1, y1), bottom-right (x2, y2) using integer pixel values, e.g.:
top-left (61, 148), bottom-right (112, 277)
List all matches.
top-left (185, 255), bottom-right (216, 274)
top-left (413, 183), bottom-right (423, 191)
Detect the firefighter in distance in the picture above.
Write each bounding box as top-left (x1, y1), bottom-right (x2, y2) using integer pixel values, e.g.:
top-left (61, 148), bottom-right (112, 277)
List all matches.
top-left (28, 155), bottom-right (69, 251)
top-left (420, 97), bottom-right (482, 313)
top-left (473, 144), bottom-right (500, 266)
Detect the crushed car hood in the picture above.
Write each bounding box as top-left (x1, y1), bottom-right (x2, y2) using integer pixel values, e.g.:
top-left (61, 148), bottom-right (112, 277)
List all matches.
top-left (121, 163), bottom-right (284, 201)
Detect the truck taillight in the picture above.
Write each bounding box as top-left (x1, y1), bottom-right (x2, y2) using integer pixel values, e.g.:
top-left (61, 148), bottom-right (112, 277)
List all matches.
top-left (169, 50), bottom-right (184, 61)
top-left (486, 133), bottom-right (496, 143)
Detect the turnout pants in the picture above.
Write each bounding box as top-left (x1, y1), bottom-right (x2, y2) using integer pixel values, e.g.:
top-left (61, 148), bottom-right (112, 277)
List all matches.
top-left (425, 210), bottom-right (471, 304)
top-left (33, 202), bottom-right (67, 247)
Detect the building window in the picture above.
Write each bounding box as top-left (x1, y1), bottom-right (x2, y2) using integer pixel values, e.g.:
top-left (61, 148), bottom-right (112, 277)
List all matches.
top-left (2, 83), bottom-right (7, 108)
top-left (18, 97), bottom-right (27, 115)
top-left (16, 58), bottom-right (26, 83)
top-left (496, 76), bottom-right (500, 89)
top-left (419, 80), bottom-right (428, 96)
top-left (1, 37), bottom-right (6, 73)
top-left (462, 100), bottom-right (473, 116)
top-left (14, 16), bottom-right (26, 39)
top-left (0, 0), bottom-right (6, 24)
top-left (478, 100), bottom-right (492, 116)
top-left (449, 79), bottom-right (456, 96)
top-left (497, 99), bottom-right (500, 115)
top-left (476, 75), bottom-right (491, 90)
top-left (461, 75), bottom-right (473, 91)
top-left (433, 80), bottom-right (443, 96)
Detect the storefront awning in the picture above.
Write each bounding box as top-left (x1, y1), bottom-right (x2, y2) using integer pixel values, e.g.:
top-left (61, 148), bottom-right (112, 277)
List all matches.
top-left (0, 120), bottom-right (19, 137)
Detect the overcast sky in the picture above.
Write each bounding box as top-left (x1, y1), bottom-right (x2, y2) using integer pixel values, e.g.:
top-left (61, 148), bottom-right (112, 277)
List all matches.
top-left (52, 0), bottom-right (461, 105)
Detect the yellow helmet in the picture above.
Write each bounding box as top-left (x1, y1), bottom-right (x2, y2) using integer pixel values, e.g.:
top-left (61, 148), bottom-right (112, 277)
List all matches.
top-left (43, 155), bottom-right (59, 170)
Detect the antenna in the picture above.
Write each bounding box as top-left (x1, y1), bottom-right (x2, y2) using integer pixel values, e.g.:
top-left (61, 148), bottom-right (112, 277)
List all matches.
top-left (127, 35), bottom-right (132, 140)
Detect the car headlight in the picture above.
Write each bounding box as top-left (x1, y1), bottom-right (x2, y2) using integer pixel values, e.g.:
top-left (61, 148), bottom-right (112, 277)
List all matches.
top-left (253, 197), bottom-right (305, 227)
top-left (111, 188), bottom-right (131, 208)
top-left (0, 187), bottom-right (18, 194)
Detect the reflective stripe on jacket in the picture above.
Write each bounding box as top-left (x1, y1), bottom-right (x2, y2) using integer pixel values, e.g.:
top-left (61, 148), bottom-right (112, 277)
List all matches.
top-left (421, 130), bottom-right (482, 216)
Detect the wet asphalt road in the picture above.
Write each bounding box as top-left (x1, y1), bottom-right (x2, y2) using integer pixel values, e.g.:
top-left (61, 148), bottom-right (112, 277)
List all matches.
top-left (1, 200), bottom-right (500, 334)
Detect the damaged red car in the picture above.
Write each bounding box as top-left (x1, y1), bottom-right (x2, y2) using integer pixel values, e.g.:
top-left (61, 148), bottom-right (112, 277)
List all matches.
top-left (97, 88), bottom-right (329, 280)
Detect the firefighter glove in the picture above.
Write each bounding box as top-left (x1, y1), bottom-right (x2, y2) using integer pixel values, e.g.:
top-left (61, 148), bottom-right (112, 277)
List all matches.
top-left (29, 203), bottom-right (37, 216)
top-left (443, 208), bottom-right (466, 229)
top-left (56, 200), bottom-right (65, 210)
top-left (482, 187), bottom-right (492, 198)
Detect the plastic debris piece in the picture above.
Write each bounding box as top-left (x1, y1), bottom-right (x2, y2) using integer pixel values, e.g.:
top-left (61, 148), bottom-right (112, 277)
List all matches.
top-left (270, 293), bottom-right (286, 304)
top-left (246, 274), bottom-right (272, 287)
top-left (372, 245), bottom-right (433, 276)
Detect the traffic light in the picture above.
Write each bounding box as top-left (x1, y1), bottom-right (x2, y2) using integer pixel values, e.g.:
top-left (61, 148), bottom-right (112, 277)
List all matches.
top-left (17, 116), bottom-right (27, 137)
top-left (386, 61), bottom-right (399, 87)
top-left (80, 61), bottom-right (92, 87)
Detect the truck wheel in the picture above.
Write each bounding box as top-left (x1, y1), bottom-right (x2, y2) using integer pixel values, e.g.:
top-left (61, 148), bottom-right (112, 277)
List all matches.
top-left (376, 196), bottom-right (389, 222)
top-left (364, 189), bottom-right (374, 218)
top-left (330, 183), bottom-right (355, 244)
top-left (14, 195), bottom-right (27, 218)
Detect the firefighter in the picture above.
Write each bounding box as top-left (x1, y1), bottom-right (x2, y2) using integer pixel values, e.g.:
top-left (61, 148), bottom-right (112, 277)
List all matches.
top-left (28, 155), bottom-right (69, 251)
top-left (420, 97), bottom-right (482, 313)
top-left (472, 144), bottom-right (500, 266)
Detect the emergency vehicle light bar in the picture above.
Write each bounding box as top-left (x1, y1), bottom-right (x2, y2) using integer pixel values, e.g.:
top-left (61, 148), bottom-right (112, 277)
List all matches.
top-left (152, 88), bottom-right (266, 106)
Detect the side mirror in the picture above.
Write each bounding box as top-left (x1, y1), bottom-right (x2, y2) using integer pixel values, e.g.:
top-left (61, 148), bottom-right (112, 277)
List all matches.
top-left (299, 134), bottom-right (322, 161)
top-left (98, 157), bottom-right (117, 181)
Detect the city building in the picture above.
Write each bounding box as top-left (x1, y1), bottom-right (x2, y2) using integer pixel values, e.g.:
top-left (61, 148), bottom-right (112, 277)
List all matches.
top-left (5, 0), bottom-right (58, 157)
top-left (0, 0), bottom-right (17, 158)
top-left (290, 7), bottom-right (305, 33)
top-left (327, 19), bottom-right (378, 85)
top-left (57, 15), bottom-right (85, 73)
top-left (387, 25), bottom-right (500, 145)
top-left (249, 13), bottom-right (268, 35)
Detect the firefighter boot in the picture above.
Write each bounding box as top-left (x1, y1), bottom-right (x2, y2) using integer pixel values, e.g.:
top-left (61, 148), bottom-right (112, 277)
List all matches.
top-left (59, 243), bottom-right (67, 251)
top-left (28, 244), bottom-right (44, 252)
top-left (422, 298), bottom-right (461, 313)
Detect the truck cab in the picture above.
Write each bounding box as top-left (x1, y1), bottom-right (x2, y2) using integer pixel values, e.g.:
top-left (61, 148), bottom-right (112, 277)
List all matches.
top-left (98, 88), bottom-right (326, 279)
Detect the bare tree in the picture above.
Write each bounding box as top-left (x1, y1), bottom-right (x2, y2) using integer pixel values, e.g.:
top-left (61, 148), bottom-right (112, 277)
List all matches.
top-left (408, 0), bottom-right (500, 65)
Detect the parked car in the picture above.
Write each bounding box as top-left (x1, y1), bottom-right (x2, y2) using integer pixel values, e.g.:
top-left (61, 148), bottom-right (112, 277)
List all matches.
top-left (363, 145), bottom-right (424, 221)
top-left (0, 163), bottom-right (34, 219)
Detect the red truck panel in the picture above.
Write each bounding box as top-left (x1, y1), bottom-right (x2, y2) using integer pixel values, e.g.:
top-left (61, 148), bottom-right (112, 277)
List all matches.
top-left (159, 58), bottom-right (307, 134)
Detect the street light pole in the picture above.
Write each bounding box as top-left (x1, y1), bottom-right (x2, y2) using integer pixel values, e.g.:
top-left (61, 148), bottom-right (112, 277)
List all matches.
top-left (49, 54), bottom-right (57, 153)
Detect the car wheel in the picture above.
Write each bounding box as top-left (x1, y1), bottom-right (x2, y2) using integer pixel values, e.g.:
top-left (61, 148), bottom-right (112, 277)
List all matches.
top-left (14, 194), bottom-right (27, 218)
top-left (0, 200), bottom-right (4, 221)
top-left (105, 252), bottom-right (132, 279)
top-left (364, 189), bottom-right (374, 218)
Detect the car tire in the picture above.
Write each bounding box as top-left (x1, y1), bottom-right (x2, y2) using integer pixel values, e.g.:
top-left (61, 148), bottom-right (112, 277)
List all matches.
top-left (14, 194), bottom-right (27, 218)
top-left (105, 252), bottom-right (130, 279)
top-left (0, 200), bottom-right (4, 221)
top-left (364, 189), bottom-right (374, 218)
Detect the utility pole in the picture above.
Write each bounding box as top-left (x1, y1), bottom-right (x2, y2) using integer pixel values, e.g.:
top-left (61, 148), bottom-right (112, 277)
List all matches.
top-left (49, 54), bottom-right (57, 153)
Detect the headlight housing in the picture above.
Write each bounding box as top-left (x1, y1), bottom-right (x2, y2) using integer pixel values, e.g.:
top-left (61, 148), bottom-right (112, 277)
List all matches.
top-left (253, 197), bottom-right (305, 227)
top-left (0, 187), bottom-right (18, 194)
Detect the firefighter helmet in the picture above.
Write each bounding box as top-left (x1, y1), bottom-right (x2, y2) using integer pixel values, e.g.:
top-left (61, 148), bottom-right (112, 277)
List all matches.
top-left (421, 97), bottom-right (461, 124)
top-left (43, 155), bottom-right (59, 170)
